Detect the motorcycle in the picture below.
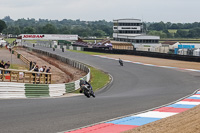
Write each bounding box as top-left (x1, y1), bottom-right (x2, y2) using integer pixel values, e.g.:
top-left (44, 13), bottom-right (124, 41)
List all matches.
top-left (81, 84), bottom-right (95, 98)
top-left (119, 59), bottom-right (123, 66)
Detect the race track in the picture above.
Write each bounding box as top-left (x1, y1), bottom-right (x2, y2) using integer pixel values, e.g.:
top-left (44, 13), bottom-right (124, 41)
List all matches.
top-left (0, 46), bottom-right (200, 133)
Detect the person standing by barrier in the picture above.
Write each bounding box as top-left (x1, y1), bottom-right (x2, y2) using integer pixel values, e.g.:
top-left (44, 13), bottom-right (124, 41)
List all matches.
top-left (0, 60), bottom-right (4, 68)
top-left (0, 60), bottom-right (4, 76)
top-left (31, 62), bottom-right (36, 71)
top-left (4, 61), bottom-right (10, 69)
top-left (32, 65), bottom-right (39, 84)
top-left (29, 61), bottom-right (33, 70)
top-left (43, 66), bottom-right (46, 72)
top-left (45, 67), bottom-right (51, 84)
top-left (4, 61), bottom-right (10, 74)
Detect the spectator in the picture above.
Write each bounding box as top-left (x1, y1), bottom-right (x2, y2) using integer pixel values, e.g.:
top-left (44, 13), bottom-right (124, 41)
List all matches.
top-left (32, 65), bottom-right (39, 84)
top-left (29, 61), bottom-right (33, 70)
top-left (33, 65), bottom-right (39, 72)
top-left (45, 67), bottom-right (51, 83)
top-left (43, 66), bottom-right (46, 72)
top-left (38, 66), bottom-right (44, 77)
top-left (4, 61), bottom-right (10, 69)
top-left (39, 66), bottom-right (43, 73)
top-left (31, 62), bottom-right (37, 71)
top-left (0, 61), bottom-right (3, 76)
top-left (46, 67), bottom-right (51, 73)
top-left (0, 60), bottom-right (4, 68)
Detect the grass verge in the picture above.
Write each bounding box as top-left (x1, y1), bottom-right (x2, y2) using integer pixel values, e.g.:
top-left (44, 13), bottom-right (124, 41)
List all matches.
top-left (4, 38), bottom-right (16, 44)
top-left (89, 67), bottom-right (110, 91)
top-left (10, 64), bottom-right (28, 70)
top-left (74, 66), bottom-right (110, 93)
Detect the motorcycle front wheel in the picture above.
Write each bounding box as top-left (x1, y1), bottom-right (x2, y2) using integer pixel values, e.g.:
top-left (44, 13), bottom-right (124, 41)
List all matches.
top-left (84, 90), bottom-right (90, 98)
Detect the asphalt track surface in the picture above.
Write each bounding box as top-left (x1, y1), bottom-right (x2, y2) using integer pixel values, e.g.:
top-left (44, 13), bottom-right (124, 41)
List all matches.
top-left (0, 46), bottom-right (200, 133)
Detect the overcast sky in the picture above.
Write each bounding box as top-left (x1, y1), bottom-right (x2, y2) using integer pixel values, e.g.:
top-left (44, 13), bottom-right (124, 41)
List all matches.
top-left (0, 0), bottom-right (199, 23)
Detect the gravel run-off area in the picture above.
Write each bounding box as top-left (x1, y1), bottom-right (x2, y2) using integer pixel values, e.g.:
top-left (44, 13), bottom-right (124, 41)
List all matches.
top-left (15, 48), bottom-right (86, 84)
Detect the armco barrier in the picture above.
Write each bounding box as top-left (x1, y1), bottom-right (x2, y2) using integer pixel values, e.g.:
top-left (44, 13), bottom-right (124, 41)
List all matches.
top-left (84, 48), bottom-right (200, 62)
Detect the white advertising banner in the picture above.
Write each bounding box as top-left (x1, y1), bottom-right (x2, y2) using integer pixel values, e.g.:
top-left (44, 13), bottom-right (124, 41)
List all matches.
top-left (21, 34), bottom-right (78, 40)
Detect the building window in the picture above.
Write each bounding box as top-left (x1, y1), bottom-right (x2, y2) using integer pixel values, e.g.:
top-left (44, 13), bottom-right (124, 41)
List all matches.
top-left (114, 23), bottom-right (118, 26)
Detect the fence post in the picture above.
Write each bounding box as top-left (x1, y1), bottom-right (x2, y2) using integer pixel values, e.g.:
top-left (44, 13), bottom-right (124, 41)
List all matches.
top-left (17, 72), bottom-right (19, 82)
top-left (23, 72), bottom-right (25, 83)
top-left (50, 74), bottom-right (52, 84)
top-left (10, 71), bottom-right (12, 82)
top-left (29, 73), bottom-right (31, 83)
top-left (39, 74), bottom-right (42, 84)
top-left (34, 74), bottom-right (37, 84)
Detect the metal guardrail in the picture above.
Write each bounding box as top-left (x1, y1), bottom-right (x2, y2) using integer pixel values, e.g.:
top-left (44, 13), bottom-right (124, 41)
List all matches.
top-left (83, 48), bottom-right (200, 62)
top-left (0, 68), bottom-right (52, 84)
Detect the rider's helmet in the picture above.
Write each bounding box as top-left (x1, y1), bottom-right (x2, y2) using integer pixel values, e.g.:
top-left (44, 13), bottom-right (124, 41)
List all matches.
top-left (80, 78), bottom-right (85, 85)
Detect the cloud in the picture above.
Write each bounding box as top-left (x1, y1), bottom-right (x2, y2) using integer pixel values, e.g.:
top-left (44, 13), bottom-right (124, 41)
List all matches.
top-left (0, 0), bottom-right (200, 22)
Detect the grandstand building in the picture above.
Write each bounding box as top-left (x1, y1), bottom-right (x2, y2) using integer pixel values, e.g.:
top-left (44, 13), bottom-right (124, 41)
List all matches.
top-left (113, 19), bottom-right (160, 46)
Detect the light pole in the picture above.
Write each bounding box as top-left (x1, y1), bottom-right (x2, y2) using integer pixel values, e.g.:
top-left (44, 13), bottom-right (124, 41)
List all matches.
top-left (10, 45), bottom-right (13, 68)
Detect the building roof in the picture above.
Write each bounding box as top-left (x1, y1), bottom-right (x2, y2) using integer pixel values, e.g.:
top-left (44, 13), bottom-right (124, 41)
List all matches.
top-left (115, 34), bottom-right (160, 40)
top-left (111, 41), bottom-right (133, 46)
top-left (113, 19), bottom-right (142, 23)
top-left (113, 18), bottom-right (141, 21)
top-left (162, 41), bottom-right (177, 45)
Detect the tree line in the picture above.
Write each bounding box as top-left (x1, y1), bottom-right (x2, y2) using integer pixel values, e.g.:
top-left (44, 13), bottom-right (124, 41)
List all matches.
top-left (146, 21), bottom-right (200, 38)
top-left (1, 16), bottom-right (113, 38)
top-left (1, 16), bottom-right (200, 38)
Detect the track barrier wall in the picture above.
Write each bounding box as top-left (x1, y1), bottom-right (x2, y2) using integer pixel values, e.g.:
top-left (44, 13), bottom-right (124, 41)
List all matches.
top-left (84, 48), bottom-right (200, 62)
top-left (0, 46), bottom-right (90, 98)
top-left (39, 42), bottom-right (200, 62)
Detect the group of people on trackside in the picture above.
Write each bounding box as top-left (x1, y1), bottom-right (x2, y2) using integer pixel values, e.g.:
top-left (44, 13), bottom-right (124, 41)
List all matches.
top-left (29, 61), bottom-right (51, 84)
top-left (30, 61), bottom-right (51, 74)
top-left (0, 60), bottom-right (11, 75)
top-left (0, 60), bottom-right (10, 70)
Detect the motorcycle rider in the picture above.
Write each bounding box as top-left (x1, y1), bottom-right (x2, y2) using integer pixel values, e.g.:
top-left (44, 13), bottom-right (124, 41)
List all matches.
top-left (79, 78), bottom-right (95, 97)
top-left (79, 78), bottom-right (93, 93)
top-left (119, 58), bottom-right (123, 66)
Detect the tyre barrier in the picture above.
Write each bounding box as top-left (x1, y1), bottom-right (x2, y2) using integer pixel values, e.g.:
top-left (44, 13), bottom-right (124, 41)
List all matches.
top-left (0, 46), bottom-right (90, 99)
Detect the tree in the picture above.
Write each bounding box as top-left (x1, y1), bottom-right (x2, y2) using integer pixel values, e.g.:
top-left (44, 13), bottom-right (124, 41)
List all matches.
top-left (166, 22), bottom-right (172, 29)
top-left (188, 28), bottom-right (200, 38)
top-left (148, 30), bottom-right (167, 38)
top-left (2, 16), bottom-right (14, 23)
top-left (93, 30), bottom-right (106, 37)
top-left (162, 29), bottom-right (173, 38)
top-left (42, 24), bottom-right (57, 34)
top-left (175, 30), bottom-right (188, 38)
top-left (0, 20), bottom-right (7, 33)
top-left (12, 26), bottom-right (21, 35)
top-left (170, 23), bottom-right (179, 29)
top-left (23, 27), bottom-right (36, 34)
top-left (148, 21), bottom-right (166, 31)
